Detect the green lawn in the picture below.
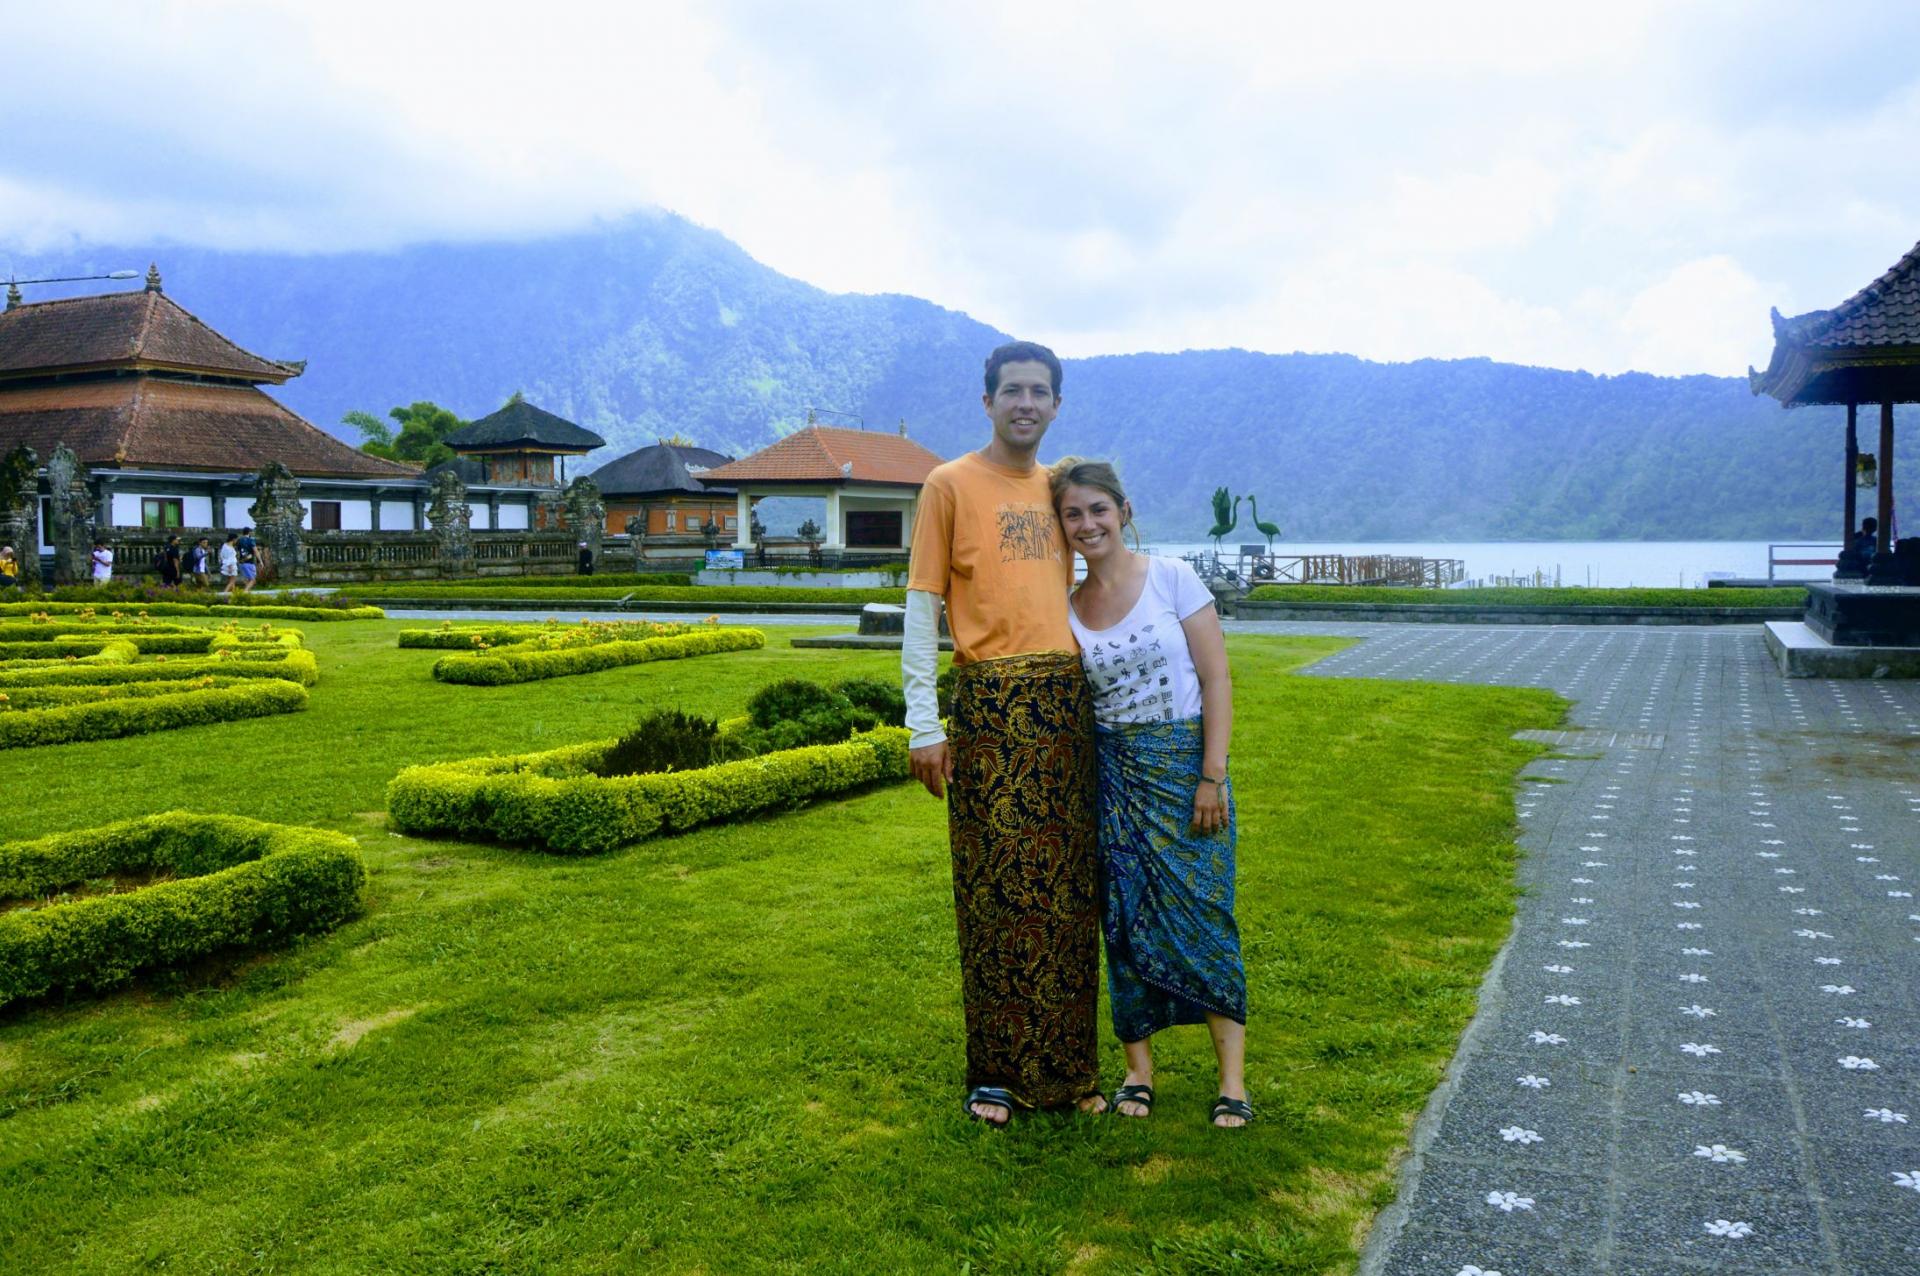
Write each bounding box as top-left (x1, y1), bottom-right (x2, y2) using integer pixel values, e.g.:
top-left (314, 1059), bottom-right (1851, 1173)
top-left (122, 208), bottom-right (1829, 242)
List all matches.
top-left (0, 622), bottom-right (1562, 1274)
top-left (1244, 583), bottom-right (1806, 608)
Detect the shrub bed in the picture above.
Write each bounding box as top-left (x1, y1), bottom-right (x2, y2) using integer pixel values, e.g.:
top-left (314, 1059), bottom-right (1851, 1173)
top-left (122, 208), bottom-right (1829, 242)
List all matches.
top-left (42, 583), bottom-right (374, 611)
top-left (397, 619), bottom-right (696, 650)
top-left (387, 726), bottom-right (909, 853)
top-left (0, 812), bottom-right (364, 1006)
top-left (0, 680), bottom-right (309, 749)
top-left (1241, 584), bottom-right (1810, 608)
top-left (0, 676), bottom-right (253, 708)
top-left (427, 625), bottom-right (765, 685)
top-left (0, 648), bottom-right (320, 688)
top-left (342, 583), bottom-right (906, 605)
top-left (0, 600), bottom-right (384, 622)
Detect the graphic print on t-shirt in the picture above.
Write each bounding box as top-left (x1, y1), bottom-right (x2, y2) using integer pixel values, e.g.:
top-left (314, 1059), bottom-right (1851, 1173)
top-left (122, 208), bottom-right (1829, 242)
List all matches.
top-left (1089, 622), bottom-right (1178, 721)
top-left (996, 503), bottom-right (1063, 564)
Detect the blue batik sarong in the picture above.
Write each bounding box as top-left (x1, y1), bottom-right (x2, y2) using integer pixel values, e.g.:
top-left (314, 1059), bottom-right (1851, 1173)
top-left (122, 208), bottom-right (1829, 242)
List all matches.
top-left (1094, 716), bottom-right (1247, 1043)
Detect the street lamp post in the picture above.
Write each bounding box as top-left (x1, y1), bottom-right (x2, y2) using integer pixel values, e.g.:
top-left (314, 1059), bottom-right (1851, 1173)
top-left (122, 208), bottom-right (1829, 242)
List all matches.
top-left (5, 270), bottom-right (140, 310)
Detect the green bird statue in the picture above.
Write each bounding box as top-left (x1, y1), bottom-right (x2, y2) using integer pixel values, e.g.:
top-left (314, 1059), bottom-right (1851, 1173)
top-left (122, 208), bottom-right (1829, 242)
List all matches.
top-left (1246, 494), bottom-right (1281, 551)
top-left (1207, 488), bottom-right (1241, 549)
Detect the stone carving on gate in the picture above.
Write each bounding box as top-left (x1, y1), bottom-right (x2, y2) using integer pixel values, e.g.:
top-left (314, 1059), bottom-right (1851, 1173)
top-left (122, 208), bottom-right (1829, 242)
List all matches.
top-left (561, 476), bottom-right (606, 560)
top-left (427, 469), bottom-right (474, 577)
top-left (248, 461), bottom-right (308, 582)
top-left (43, 444), bottom-right (96, 585)
top-left (0, 444), bottom-right (39, 578)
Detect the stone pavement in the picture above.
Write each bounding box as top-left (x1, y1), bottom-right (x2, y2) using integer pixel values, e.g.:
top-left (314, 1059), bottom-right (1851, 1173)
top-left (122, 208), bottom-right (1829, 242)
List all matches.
top-left (1228, 622), bottom-right (1920, 1276)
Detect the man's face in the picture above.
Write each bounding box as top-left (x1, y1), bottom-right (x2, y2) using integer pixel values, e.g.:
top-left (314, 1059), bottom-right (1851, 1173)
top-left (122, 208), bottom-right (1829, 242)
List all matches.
top-left (983, 360), bottom-right (1059, 454)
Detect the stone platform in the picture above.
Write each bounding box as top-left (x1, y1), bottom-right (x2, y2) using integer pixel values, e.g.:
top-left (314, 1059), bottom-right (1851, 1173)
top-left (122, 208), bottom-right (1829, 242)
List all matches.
top-left (1766, 620), bottom-right (1920, 679)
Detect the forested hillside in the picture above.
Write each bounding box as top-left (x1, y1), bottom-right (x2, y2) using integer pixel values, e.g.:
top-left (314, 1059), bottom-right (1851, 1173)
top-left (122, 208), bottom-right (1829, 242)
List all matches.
top-left (13, 214), bottom-right (1901, 539)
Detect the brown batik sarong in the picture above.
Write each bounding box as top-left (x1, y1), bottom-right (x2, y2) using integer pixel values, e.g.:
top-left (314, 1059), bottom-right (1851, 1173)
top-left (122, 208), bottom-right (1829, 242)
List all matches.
top-left (947, 649), bottom-right (1100, 1109)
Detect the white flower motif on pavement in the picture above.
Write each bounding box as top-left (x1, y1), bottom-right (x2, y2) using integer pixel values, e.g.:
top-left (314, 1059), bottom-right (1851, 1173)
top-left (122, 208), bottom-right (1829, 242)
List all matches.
top-left (1678, 1091), bottom-right (1721, 1106)
top-left (1557, 940), bottom-right (1591, 949)
top-left (1541, 964), bottom-right (1574, 974)
top-left (1571, 896), bottom-right (1595, 904)
top-left (1837, 1017), bottom-right (1871, 1028)
top-left (1775, 868), bottom-right (1798, 875)
top-left (1499, 1126), bottom-right (1543, 1144)
top-left (1682, 947), bottom-right (1714, 956)
top-left (1517, 1075), bottom-right (1550, 1089)
top-left (1485, 1190), bottom-right (1534, 1213)
top-left (1529, 1031), bottom-right (1568, 1045)
top-left (1679, 973), bottom-right (1710, 983)
top-left (1674, 901), bottom-right (1703, 909)
top-left (1581, 860), bottom-right (1608, 866)
top-left (1671, 834), bottom-right (1693, 840)
top-left (1761, 838), bottom-right (1784, 844)
top-left (1571, 877), bottom-right (1594, 884)
top-left (1794, 930), bottom-right (1834, 939)
top-left (1864, 1108), bottom-right (1909, 1124)
top-left (1704, 1220), bottom-right (1754, 1238)
top-left (1680, 1042), bottom-right (1723, 1057)
top-left (1893, 1171), bottom-right (1920, 1193)
top-left (1681, 1005), bottom-right (1717, 1018)
top-left (1821, 985), bottom-right (1857, 995)
top-left (1793, 908), bottom-right (1824, 916)
top-left (1755, 851), bottom-right (1781, 859)
top-left (1561, 917), bottom-right (1591, 925)
top-left (1838, 1056), bottom-right (1880, 1070)
top-left (1875, 875), bottom-right (1901, 882)
top-left (1815, 957), bottom-right (1844, 966)
top-left (1673, 848), bottom-right (1697, 857)
top-left (1672, 882), bottom-right (1695, 890)
top-left (1676, 922), bottom-right (1703, 931)
top-left (1780, 886), bottom-right (1807, 894)
top-left (1694, 1144), bottom-right (1748, 1163)
top-left (1544, 995), bottom-right (1581, 1006)
top-left (1891, 891), bottom-right (1914, 898)
top-left (1454, 1266), bottom-right (1503, 1276)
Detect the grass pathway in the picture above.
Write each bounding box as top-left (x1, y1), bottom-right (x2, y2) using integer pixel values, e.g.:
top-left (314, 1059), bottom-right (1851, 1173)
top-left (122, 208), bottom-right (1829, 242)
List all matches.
top-left (1, 622), bottom-right (1561, 1274)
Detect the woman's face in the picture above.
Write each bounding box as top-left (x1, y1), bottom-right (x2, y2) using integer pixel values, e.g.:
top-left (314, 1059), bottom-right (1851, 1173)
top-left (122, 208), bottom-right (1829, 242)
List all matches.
top-left (1056, 482), bottom-right (1129, 563)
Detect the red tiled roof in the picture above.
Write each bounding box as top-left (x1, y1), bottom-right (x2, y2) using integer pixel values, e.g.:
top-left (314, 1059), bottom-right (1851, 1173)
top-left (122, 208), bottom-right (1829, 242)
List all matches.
top-left (0, 378), bottom-right (420, 478)
top-left (697, 425), bottom-right (944, 487)
top-left (0, 289), bottom-right (298, 382)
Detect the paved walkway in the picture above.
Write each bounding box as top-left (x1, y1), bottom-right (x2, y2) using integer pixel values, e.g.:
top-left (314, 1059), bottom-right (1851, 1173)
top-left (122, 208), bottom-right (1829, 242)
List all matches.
top-left (1248, 623), bottom-right (1920, 1276)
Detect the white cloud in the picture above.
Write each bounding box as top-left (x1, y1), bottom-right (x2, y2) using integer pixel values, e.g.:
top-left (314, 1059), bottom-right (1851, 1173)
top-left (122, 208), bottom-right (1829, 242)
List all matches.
top-left (3, 0), bottom-right (1919, 374)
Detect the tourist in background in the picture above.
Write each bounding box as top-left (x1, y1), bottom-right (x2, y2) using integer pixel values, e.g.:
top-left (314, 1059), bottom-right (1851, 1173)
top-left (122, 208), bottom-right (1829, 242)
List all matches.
top-left (1853, 517), bottom-right (1879, 565)
top-left (1051, 457), bottom-right (1251, 1129)
top-left (577, 541), bottom-right (594, 575)
top-left (236, 529), bottom-right (258, 593)
top-left (158, 534), bottom-right (182, 588)
top-left (219, 533), bottom-right (240, 598)
top-left (188, 537), bottom-right (212, 587)
top-left (90, 539), bottom-right (113, 585)
top-left (903, 340), bottom-right (1106, 1126)
top-left (0, 545), bottom-right (19, 589)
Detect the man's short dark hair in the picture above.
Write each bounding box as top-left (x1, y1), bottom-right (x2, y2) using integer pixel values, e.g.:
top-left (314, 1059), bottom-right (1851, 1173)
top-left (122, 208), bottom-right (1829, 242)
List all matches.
top-left (984, 341), bottom-right (1063, 398)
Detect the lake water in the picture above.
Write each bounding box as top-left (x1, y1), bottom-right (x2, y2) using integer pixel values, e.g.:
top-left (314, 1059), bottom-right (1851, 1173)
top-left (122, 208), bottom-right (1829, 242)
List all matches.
top-left (1139, 540), bottom-right (1840, 588)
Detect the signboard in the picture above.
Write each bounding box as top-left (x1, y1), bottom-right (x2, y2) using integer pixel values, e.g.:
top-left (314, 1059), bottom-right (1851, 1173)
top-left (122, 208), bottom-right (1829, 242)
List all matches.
top-left (705, 549), bottom-right (745, 570)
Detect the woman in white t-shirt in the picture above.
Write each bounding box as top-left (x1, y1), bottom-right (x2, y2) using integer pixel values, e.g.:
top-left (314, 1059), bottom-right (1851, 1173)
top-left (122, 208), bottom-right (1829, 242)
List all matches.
top-left (1051, 457), bottom-right (1250, 1129)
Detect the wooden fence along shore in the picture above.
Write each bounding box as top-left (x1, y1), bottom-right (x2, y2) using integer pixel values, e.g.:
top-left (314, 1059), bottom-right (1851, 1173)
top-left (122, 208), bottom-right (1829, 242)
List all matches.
top-left (1187, 548), bottom-right (1467, 590)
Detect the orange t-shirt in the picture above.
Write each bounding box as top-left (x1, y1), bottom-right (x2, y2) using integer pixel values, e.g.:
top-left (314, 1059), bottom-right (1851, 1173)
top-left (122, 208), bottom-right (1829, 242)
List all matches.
top-left (908, 451), bottom-right (1076, 665)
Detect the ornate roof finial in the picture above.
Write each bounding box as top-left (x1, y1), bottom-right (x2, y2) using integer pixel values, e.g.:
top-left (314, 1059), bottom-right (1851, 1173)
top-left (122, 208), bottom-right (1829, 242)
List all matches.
top-left (144, 263), bottom-right (162, 293)
top-left (4, 281), bottom-right (20, 310)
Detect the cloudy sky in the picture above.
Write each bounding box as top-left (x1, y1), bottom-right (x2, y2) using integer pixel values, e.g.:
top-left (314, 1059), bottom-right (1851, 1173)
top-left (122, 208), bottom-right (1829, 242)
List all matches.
top-left (5, 0), bottom-right (1920, 376)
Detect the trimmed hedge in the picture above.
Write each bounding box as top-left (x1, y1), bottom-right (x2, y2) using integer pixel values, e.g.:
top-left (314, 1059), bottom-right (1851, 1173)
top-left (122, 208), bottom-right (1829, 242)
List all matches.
top-left (397, 619), bottom-right (695, 650)
top-left (0, 680), bottom-right (308, 749)
top-left (0, 601), bottom-right (384, 621)
top-left (429, 626), bottom-right (766, 685)
top-left (342, 583), bottom-right (907, 605)
top-left (0, 647), bottom-right (319, 688)
top-left (0, 812), bottom-right (364, 1006)
top-left (387, 726), bottom-right (910, 853)
top-left (1240, 584), bottom-right (1810, 608)
top-left (367, 572), bottom-right (694, 590)
top-left (0, 676), bottom-right (250, 708)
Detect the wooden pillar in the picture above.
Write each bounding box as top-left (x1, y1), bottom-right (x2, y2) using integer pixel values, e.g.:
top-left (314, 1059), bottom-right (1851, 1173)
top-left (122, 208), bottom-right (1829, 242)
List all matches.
top-left (1879, 401), bottom-right (1895, 555)
top-left (1844, 403), bottom-right (1858, 543)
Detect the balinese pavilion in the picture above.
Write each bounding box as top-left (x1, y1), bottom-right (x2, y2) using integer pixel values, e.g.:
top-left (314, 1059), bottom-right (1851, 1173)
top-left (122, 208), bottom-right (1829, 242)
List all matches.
top-left (1752, 236), bottom-right (1920, 671)
top-left (695, 423), bottom-right (945, 565)
top-left (443, 397), bottom-right (605, 502)
top-left (586, 440), bottom-right (739, 557)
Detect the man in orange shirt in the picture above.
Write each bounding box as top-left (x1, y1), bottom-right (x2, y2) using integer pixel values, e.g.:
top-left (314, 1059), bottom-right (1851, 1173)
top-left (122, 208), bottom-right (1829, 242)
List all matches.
top-left (903, 341), bottom-right (1103, 1125)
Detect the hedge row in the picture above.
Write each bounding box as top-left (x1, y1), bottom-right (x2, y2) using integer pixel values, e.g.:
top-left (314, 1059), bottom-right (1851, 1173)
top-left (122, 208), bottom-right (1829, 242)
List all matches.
top-left (0, 621), bottom-right (203, 642)
top-left (0, 633), bottom-right (216, 658)
top-left (397, 620), bottom-right (694, 650)
top-left (1240, 584), bottom-right (1811, 608)
top-left (342, 583), bottom-right (907, 605)
top-left (373, 572), bottom-right (694, 590)
top-left (0, 676), bottom-right (251, 708)
top-left (0, 812), bottom-right (364, 1006)
top-left (0, 680), bottom-right (309, 749)
top-left (429, 626), bottom-right (766, 685)
top-left (387, 725), bottom-right (910, 853)
top-left (0, 600), bottom-right (384, 621)
top-left (0, 647), bottom-right (320, 688)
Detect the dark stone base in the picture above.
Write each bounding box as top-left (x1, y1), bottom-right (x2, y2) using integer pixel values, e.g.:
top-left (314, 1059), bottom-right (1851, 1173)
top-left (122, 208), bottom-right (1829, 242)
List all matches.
top-left (1804, 582), bottom-right (1920, 646)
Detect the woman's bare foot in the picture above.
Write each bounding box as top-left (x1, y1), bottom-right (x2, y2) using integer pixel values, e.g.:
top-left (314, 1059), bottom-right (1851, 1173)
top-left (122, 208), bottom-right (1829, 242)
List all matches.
top-left (1076, 1092), bottom-right (1110, 1115)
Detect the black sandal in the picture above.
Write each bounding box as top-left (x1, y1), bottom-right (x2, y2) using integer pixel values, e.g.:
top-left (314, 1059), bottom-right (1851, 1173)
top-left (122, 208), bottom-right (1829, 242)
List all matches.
top-left (1110, 1083), bottom-right (1155, 1118)
top-left (1210, 1096), bottom-right (1253, 1128)
top-left (963, 1086), bottom-right (1019, 1126)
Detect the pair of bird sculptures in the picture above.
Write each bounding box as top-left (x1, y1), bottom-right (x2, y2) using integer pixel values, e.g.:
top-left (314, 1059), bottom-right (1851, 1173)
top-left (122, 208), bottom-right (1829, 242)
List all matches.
top-left (1209, 487), bottom-right (1281, 549)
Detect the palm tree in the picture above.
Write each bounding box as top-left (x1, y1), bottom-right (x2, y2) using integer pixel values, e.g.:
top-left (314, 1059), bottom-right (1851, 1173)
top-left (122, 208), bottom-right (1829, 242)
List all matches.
top-left (1246, 494), bottom-right (1281, 550)
top-left (1207, 488), bottom-right (1241, 549)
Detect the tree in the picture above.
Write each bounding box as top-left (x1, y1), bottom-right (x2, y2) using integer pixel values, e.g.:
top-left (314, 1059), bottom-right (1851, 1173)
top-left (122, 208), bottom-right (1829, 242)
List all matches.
top-left (345, 401), bottom-right (469, 470)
